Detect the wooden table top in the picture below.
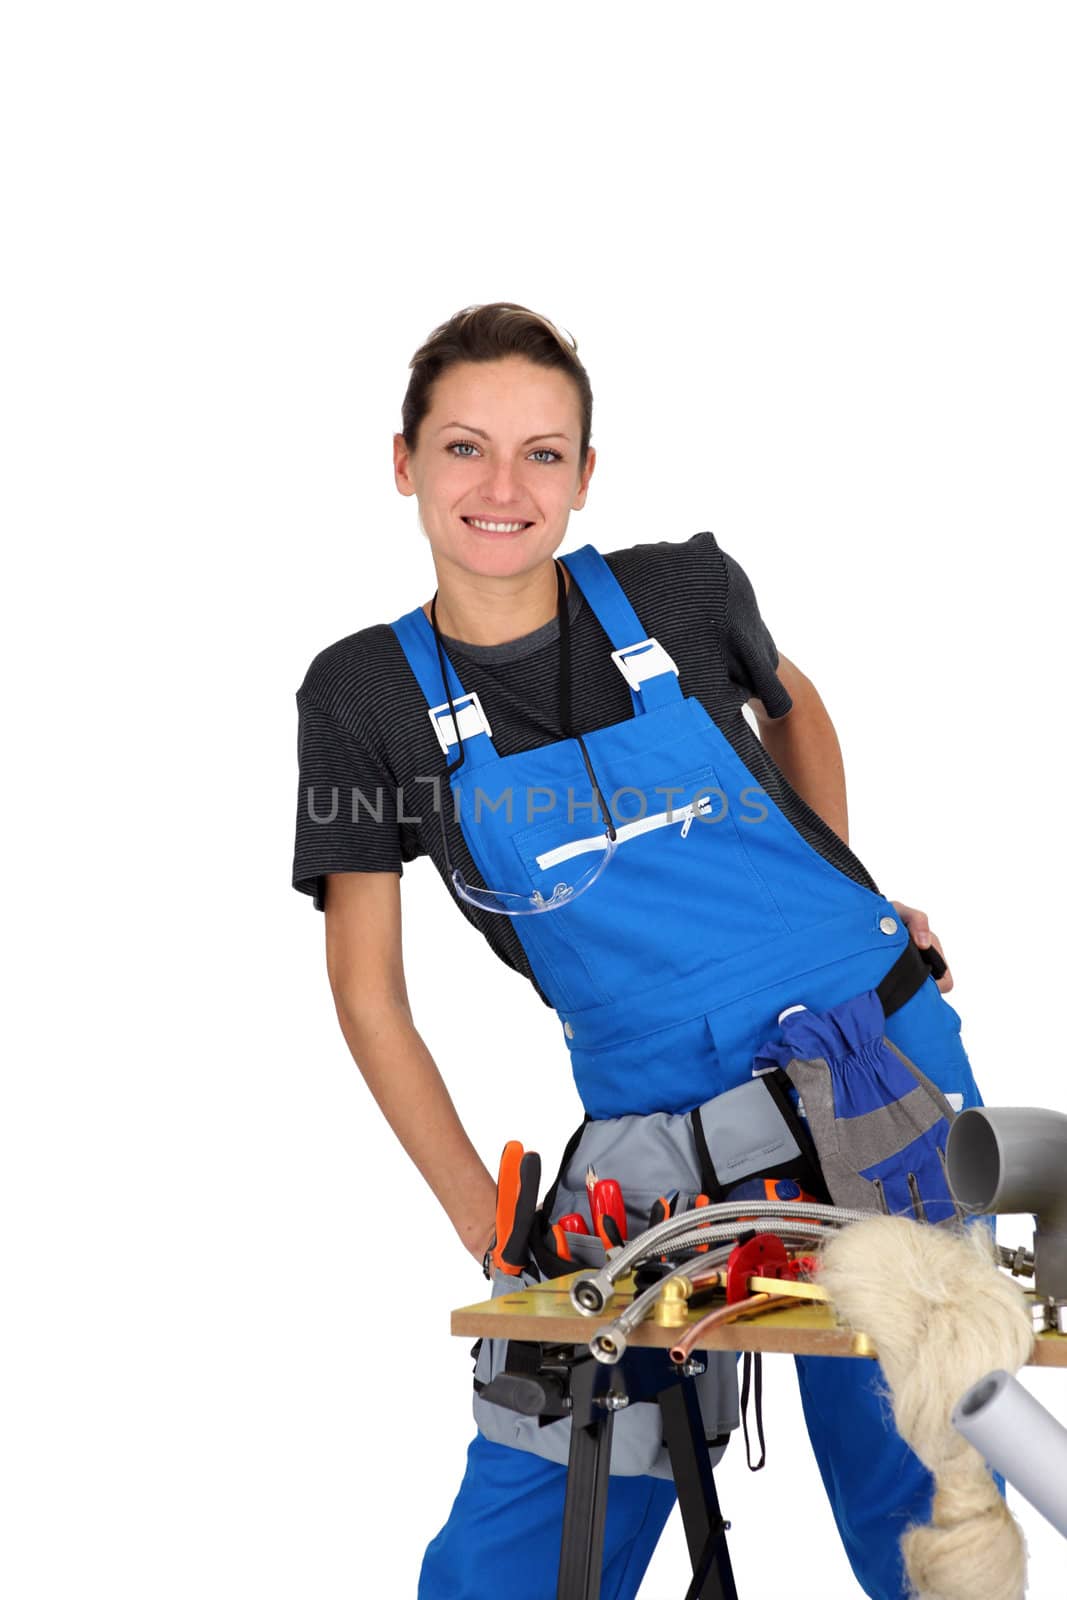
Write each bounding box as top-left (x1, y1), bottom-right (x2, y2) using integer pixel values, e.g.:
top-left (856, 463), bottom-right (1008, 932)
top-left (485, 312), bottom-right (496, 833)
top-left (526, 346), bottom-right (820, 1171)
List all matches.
top-left (452, 1270), bottom-right (1067, 1367)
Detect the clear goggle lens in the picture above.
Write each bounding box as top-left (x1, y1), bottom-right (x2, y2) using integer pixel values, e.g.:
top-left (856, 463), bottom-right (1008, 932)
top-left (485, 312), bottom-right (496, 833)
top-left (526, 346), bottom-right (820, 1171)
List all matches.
top-left (450, 828), bottom-right (618, 916)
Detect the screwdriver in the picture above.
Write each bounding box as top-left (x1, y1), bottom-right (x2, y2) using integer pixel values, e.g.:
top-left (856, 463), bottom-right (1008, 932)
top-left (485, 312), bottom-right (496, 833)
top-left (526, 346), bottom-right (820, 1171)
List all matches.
top-left (591, 1178), bottom-right (628, 1243)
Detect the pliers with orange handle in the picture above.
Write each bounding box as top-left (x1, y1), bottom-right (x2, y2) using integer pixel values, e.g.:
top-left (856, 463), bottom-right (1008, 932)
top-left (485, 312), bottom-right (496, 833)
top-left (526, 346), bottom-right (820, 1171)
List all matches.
top-left (486, 1140), bottom-right (542, 1279)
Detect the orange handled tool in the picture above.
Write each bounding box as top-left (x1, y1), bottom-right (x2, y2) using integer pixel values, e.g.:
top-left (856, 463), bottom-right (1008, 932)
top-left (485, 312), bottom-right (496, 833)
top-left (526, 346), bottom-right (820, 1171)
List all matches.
top-left (690, 1192), bottom-right (712, 1253)
top-left (727, 1176), bottom-right (823, 1226)
top-left (646, 1193), bottom-right (678, 1263)
top-left (595, 1213), bottom-right (624, 1250)
top-left (648, 1191), bottom-right (678, 1228)
top-left (491, 1140), bottom-right (542, 1277)
top-left (549, 1212), bottom-right (590, 1265)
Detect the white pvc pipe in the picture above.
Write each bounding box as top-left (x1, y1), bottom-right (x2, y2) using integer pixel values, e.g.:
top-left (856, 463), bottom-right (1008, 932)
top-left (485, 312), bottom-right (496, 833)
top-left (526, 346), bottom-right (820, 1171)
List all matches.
top-left (951, 1369), bottom-right (1067, 1539)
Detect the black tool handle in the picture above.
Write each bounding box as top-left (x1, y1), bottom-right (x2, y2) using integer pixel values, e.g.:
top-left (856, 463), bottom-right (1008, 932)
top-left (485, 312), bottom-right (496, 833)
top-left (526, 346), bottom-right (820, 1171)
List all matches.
top-left (501, 1150), bottom-right (542, 1270)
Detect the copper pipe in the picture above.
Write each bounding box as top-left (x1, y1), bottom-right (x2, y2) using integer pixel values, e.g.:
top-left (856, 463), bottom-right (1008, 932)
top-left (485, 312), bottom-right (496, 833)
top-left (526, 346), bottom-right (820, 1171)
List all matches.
top-left (687, 1264), bottom-right (725, 1293)
top-left (669, 1292), bottom-right (798, 1364)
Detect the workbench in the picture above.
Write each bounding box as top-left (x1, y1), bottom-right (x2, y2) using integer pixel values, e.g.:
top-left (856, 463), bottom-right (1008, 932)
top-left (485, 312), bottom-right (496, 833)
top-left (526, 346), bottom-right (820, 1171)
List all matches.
top-left (453, 1271), bottom-right (1067, 1365)
top-left (451, 1272), bottom-right (1067, 1599)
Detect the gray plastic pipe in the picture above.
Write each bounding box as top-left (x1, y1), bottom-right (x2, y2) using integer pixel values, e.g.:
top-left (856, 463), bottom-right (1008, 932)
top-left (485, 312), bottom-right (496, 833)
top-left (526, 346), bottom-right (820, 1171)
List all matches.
top-left (952, 1368), bottom-right (1067, 1539)
top-left (945, 1107), bottom-right (1067, 1300)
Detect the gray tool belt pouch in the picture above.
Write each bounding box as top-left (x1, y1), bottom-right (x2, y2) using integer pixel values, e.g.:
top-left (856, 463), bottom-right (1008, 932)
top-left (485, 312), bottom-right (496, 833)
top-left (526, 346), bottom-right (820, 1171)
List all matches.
top-left (472, 1074), bottom-right (826, 1478)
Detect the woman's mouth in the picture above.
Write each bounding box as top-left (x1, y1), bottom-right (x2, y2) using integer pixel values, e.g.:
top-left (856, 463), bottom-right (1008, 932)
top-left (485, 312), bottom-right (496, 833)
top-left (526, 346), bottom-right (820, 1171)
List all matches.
top-left (461, 516), bottom-right (533, 535)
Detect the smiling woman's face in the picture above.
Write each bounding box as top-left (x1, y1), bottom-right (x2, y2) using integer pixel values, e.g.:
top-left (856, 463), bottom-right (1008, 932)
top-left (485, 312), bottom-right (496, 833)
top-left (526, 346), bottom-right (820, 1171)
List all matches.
top-left (394, 355), bottom-right (595, 581)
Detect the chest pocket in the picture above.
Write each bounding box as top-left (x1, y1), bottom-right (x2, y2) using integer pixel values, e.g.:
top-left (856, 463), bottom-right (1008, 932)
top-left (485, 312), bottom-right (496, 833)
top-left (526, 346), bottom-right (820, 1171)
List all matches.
top-left (509, 760), bottom-right (792, 1009)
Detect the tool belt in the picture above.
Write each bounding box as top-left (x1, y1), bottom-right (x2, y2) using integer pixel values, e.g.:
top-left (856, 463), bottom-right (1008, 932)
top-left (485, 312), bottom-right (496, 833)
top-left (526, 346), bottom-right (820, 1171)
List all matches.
top-left (472, 1068), bottom-right (825, 1477)
top-left (473, 936), bottom-right (955, 1475)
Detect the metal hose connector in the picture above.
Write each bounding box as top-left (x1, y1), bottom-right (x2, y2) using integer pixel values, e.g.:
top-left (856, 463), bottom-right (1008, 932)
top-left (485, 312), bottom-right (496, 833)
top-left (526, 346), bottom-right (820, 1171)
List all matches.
top-left (588, 1243), bottom-right (737, 1364)
top-left (570, 1199), bottom-right (876, 1315)
top-left (588, 1221), bottom-right (840, 1362)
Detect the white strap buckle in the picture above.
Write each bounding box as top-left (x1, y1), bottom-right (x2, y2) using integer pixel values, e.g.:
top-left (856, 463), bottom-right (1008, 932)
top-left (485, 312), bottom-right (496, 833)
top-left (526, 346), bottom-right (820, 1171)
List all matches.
top-left (427, 690), bottom-right (492, 755)
top-left (611, 636), bottom-right (679, 691)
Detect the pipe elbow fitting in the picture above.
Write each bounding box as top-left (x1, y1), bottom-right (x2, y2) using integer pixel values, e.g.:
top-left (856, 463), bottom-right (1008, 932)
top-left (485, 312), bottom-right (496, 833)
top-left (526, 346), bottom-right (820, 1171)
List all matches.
top-left (946, 1105), bottom-right (1067, 1300)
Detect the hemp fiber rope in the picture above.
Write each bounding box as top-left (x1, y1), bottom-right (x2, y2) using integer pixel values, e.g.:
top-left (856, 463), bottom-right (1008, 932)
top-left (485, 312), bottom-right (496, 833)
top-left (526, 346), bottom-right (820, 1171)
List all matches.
top-left (815, 1215), bottom-right (1034, 1600)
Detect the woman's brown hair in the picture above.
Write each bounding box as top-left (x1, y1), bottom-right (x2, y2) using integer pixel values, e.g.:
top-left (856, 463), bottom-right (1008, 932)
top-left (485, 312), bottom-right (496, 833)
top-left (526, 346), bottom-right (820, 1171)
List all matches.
top-left (401, 302), bottom-right (593, 475)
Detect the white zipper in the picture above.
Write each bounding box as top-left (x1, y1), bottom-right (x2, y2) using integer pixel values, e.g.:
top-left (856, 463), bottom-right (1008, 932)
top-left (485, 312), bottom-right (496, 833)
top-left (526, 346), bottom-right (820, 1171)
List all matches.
top-left (534, 795), bottom-right (714, 872)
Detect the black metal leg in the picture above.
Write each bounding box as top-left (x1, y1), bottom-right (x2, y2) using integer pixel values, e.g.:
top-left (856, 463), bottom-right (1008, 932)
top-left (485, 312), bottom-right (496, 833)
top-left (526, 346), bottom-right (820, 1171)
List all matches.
top-left (658, 1380), bottom-right (738, 1600)
top-left (552, 1350), bottom-right (739, 1600)
top-left (556, 1358), bottom-right (615, 1600)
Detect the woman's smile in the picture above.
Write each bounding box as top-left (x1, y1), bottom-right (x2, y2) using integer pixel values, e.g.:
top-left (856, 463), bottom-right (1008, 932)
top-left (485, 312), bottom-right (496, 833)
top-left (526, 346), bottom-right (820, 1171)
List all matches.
top-left (461, 516), bottom-right (535, 537)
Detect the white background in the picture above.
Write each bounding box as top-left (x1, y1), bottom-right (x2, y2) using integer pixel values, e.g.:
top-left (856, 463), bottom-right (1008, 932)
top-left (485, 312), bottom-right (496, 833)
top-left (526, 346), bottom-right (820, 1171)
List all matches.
top-left (4, 3), bottom-right (1066, 1596)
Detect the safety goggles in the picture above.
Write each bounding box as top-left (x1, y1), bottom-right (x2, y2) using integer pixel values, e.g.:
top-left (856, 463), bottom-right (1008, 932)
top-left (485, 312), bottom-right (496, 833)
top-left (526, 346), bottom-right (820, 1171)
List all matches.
top-left (433, 748), bottom-right (618, 916)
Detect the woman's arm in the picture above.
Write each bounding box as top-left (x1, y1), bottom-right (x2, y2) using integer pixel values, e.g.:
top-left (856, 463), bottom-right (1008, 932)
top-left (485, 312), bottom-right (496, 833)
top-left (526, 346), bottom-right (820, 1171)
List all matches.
top-left (323, 870), bottom-right (497, 1264)
top-left (747, 652), bottom-right (850, 844)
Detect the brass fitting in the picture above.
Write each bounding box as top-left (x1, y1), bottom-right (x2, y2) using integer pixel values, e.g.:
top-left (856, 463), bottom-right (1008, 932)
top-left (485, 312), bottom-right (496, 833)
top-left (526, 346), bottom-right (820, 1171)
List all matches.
top-left (654, 1276), bottom-right (693, 1327)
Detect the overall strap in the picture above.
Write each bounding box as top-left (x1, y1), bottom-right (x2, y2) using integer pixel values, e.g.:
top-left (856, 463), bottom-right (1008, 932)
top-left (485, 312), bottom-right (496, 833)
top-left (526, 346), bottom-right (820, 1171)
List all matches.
top-left (877, 937), bottom-right (948, 1015)
top-left (560, 544), bottom-right (683, 715)
top-left (390, 607), bottom-right (499, 763)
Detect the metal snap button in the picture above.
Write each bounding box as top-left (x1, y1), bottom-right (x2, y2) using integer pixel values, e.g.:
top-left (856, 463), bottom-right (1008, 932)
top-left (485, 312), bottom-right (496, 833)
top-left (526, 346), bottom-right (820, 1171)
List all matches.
top-left (564, 1020), bottom-right (575, 1039)
top-left (879, 916), bottom-right (898, 935)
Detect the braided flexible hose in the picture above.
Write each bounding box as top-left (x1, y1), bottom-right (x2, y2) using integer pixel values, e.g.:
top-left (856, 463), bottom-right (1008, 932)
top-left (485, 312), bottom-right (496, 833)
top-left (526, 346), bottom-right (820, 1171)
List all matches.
top-left (588, 1221), bottom-right (839, 1362)
top-left (570, 1199), bottom-right (878, 1315)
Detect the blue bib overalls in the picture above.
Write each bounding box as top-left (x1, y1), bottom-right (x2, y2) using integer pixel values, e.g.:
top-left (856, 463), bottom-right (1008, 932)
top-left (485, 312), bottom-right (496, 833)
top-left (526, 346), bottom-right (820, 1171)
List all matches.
top-left (390, 545), bottom-right (984, 1600)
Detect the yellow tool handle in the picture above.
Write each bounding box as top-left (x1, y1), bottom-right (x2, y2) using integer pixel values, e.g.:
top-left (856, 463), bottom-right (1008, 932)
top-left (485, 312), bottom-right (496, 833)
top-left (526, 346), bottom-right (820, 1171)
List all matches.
top-left (746, 1275), bottom-right (830, 1302)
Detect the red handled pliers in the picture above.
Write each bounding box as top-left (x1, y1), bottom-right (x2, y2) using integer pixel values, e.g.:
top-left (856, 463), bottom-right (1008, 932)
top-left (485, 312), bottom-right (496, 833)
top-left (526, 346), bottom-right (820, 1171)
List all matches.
top-left (591, 1178), bottom-right (628, 1248)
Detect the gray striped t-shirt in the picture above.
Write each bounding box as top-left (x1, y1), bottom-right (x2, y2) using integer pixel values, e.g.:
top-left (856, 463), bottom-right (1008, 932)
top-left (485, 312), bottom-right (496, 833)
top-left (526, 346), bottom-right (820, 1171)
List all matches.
top-left (292, 530), bottom-right (879, 1007)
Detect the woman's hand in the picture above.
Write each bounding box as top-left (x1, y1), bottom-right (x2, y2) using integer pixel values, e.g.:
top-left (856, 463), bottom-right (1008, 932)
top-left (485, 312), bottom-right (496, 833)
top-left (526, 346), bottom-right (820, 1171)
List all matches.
top-left (461, 1211), bottom-right (498, 1273)
top-left (890, 900), bottom-right (954, 994)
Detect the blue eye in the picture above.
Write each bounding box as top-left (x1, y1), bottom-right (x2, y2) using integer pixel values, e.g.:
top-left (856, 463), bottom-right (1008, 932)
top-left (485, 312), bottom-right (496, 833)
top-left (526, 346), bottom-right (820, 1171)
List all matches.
top-left (446, 439), bottom-right (563, 463)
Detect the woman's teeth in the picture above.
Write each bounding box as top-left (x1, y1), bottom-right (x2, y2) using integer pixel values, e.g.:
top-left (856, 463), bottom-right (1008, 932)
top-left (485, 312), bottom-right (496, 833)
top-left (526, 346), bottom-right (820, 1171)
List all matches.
top-left (463, 518), bottom-right (531, 533)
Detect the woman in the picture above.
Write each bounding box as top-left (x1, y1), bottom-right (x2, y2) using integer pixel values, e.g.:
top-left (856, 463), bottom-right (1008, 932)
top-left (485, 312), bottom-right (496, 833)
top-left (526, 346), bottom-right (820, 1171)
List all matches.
top-left (292, 302), bottom-right (982, 1600)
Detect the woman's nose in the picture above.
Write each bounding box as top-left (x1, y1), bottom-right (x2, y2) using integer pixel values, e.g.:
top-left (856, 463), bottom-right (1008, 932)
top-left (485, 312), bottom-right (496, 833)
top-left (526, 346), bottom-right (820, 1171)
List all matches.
top-left (480, 461), bottom-right (528, 506)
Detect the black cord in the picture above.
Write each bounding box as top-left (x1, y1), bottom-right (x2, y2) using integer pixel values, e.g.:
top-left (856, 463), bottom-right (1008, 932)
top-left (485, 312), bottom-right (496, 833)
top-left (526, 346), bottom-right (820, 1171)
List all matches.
top-left (429, 593), bottom-right (469, 783)
top-left (555, 557), bottom-right (572, 737)
top-left (430, 563), bottom-right (615, 843)
top-left (556, 559), bottom-right (616, 842)
top-left (740, 1351), bottom-right (767, 1471)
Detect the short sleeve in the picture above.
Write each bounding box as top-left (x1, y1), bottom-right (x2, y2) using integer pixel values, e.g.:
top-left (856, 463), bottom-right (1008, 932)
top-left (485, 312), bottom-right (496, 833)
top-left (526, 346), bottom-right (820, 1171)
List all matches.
top-left (719, 549), bottom-right (794, 718)
top-left (292, 692), bottom-right (407, 911)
